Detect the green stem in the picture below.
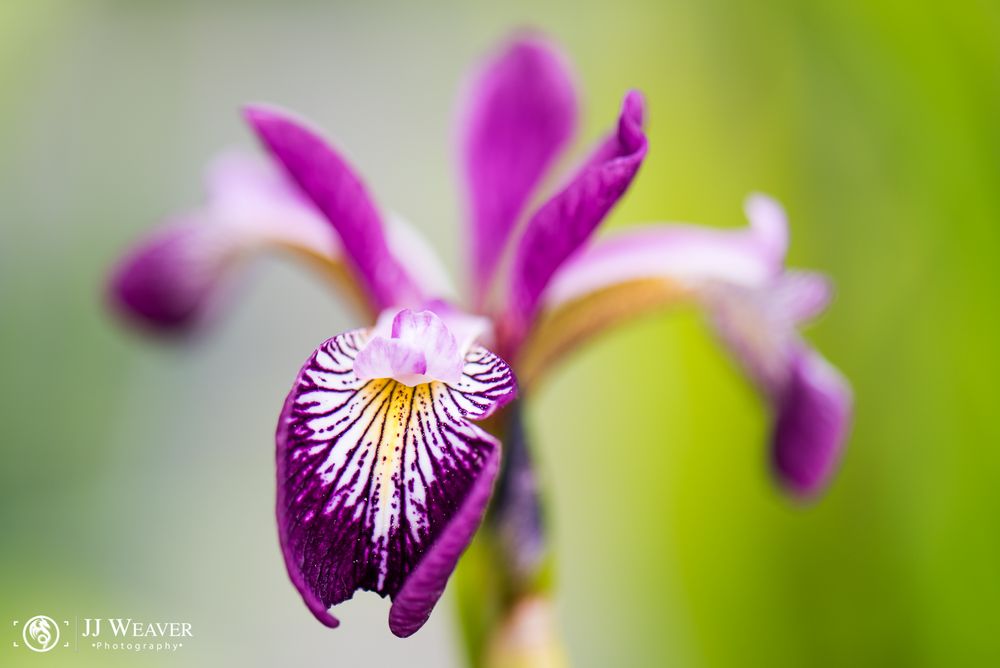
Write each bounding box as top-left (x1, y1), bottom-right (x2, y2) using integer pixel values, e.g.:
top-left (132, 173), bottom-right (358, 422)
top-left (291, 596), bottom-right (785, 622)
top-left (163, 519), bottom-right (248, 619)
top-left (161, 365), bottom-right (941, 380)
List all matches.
top-left (453, 402), bottom-right (566, 667)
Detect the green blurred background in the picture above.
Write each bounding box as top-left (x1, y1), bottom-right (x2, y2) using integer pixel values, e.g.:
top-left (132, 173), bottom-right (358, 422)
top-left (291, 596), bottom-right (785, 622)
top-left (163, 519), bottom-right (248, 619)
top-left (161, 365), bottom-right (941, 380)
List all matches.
top-left (2, 0), bottom-right (998, 665)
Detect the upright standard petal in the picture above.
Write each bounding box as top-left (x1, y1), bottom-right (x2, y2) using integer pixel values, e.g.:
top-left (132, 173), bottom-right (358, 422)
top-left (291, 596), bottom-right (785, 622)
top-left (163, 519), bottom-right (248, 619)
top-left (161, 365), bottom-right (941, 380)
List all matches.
top-left (457, 35), bottom-right (578, 303)
top-left (276, 311), bottom-right (516, 636)
top-left (245, 106), bottom-right (424, 310)
top-left (527, 194), bottom-right (852, 496)
top-left (109, 153), bottom-right (344, 332)
top-left (502, 90), bottom-right (647, 353)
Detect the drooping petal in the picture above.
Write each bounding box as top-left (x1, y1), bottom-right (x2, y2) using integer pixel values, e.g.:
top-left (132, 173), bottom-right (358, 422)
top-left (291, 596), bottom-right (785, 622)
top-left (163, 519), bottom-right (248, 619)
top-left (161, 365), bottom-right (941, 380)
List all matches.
top-left (772, 347), bottom-right (852, 497)
top-left (245, 106), bottom-right (425, 310)
top-left (541, 194), bottom-right (791, 313)
top-left (517, 220), bottom-right (780, 386)
top-left (705, 271), bottom-right (835, 397)
top-left (109, 153), bottom-right (344, 332)
top-left (705, 272), bottom-right (851, 498)
top-left (501, 90), bottom-right (648, 353)
top-left (110, 218), bottom-right (237, 331)
top-left (276, 325), bottom-right (516, 636)
top-left (521, 194), bottom-right (851, 496)
top-left (772, 270), bottom-right (833, 325)
top-left (458, 35), bottom-right (578, 304)
top-left (527, 195), bottom-right (795, 383)
top-left (705, 281), bottom-right (797, 398)
top-left (543, 223), bottom-right (780, 310)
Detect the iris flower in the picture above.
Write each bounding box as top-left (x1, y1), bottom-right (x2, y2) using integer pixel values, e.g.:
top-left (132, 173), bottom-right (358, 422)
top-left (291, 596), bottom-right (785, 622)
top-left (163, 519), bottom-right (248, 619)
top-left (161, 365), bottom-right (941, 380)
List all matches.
top-left (109, 35), bottom-right (851, 641)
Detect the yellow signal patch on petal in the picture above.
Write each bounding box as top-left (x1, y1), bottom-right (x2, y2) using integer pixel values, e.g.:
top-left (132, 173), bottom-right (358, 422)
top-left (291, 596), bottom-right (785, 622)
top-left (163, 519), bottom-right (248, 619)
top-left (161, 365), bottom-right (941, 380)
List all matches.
top-left (277, 327), bottom-right (515, 632)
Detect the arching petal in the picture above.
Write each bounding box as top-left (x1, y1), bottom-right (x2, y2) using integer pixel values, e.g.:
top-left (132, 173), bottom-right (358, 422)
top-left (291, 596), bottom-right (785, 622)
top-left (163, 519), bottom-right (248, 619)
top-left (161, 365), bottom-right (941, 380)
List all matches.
top-left (245, 106), bottom-right (425, 310)
top-left (705, 271), bottom-right (849, 498)
top-left (501, 90), bottom-right (647, 353)
top-left (706, 271), bottom-right (833, 396)
top-left (525, 193), bottom-right (798, 382)
top-left (517, 278), bottom-right (690, 389)
top-left (518, 219), bottom-right (781, 385)
top-left (771, 347), bottom-right (852, 498)
top-left (521, 195), bottom-right (852, 497)
top-left (772, 270), bottom-right (833, 325)
top-left (110, 217), bottom-right (238, 331)
top-left (109, 153), bottom-right (348, 333)
top-left (276, 329), bottom-right (515, 636)
top-left (543, 222), bottom-right (780, 310)
top-left (457, 34), bottom-right (578, 304)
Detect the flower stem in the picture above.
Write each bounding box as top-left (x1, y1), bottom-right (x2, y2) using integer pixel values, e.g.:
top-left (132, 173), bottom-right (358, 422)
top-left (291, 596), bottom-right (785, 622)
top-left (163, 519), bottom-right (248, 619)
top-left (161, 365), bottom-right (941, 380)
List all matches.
top-left (454, 401), bottom-right (566, 667)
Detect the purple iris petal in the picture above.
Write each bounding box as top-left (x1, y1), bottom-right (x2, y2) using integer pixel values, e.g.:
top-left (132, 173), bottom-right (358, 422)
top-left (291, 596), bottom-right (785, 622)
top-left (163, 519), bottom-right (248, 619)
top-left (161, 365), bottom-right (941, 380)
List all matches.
top-left (276, 322), bottom-right (516, 635)
top-left (535, 194), bottom-right (852, 496)
top-left (772, 347), bottom-right (852, 497)
top-left (458, 35), bottom-right (578, 303)
top-left (543, 224), bottom-right (779, 309)
top-left (109, 219), bottom-right (233, 332)
top-left (503, 90), bottom-right (648, 352)
top-left (245, 106), bottom-right (423, 311)
top-left (109, 153), bottom-right (339, 333)
top-left (773, 271), bottom-right (833, 324)
top-left (744, 191), bottom-right (789, 264)
top-left (708, 270), bottom-right (851, 498)
top-left (388, 442), bottom-right (500, 636)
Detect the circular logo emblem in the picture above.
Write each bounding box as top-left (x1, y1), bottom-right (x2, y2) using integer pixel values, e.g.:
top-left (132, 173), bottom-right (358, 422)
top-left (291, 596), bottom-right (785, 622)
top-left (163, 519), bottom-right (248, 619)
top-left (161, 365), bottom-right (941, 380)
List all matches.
top-left (23, 615), bottom-right (60, 652)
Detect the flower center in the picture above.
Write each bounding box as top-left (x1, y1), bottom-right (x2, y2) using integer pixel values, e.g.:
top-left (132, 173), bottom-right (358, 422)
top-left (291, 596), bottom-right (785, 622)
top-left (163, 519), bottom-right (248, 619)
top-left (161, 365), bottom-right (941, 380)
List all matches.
top-left (353, 309), bottom-right (464, 386)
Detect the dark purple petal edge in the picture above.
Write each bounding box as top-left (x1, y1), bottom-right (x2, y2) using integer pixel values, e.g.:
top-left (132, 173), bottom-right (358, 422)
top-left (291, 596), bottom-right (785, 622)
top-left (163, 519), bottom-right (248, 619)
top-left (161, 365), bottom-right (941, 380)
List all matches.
top-left (388, 443), bottom-right (501, 637)
top-left (274, 366), bottom-right (342, 628)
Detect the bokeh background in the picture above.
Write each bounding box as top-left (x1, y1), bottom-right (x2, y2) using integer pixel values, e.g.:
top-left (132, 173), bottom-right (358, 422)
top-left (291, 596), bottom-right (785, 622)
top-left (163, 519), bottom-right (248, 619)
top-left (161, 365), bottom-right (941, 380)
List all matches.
top-left (2, 0), bottom-right (998, 666)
